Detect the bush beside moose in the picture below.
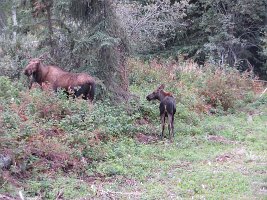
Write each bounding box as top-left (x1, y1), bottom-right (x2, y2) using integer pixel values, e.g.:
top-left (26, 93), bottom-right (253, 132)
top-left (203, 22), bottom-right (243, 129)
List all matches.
top-left (23, 60), bottom-right (176, 141)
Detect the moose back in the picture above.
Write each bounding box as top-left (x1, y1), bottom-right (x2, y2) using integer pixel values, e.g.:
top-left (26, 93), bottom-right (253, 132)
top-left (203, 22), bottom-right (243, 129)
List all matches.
top-left (23, 59), bottom-right (95, 101)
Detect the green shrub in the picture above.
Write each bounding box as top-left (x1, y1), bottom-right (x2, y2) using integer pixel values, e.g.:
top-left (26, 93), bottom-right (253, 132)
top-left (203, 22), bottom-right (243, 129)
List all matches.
top-left (199, 67), bottom-right (254, 111)
top-left (251, 93), bottom-right (267, 108)
top-left (26, 176), bottom-right (92, 199)
top-left (0, 76), bottom-right (20, 102)
top-left (80, 100), bottom-right (142, 135)
top-left (0, 56), bottom-right (263, 199)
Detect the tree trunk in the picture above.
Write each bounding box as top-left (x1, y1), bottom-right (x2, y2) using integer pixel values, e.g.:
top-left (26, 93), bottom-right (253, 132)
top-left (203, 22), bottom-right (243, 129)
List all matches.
top-left (0, 9), bottom-right (7, 31)
top-left (46, 4), bottom-right (54, 54)
top-left (11, 5), bottom-right (17, 42)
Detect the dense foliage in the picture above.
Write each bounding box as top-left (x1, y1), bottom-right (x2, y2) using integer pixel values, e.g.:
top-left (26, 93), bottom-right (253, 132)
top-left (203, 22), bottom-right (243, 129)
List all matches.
top-left (0, 0), bottom-right (266, 91)
top-left (0, 1), bottom-right (266, 199)
top-left (0, 58), bottom-right (266, 199)
top-left (182, 0), bottom-right (267, 78)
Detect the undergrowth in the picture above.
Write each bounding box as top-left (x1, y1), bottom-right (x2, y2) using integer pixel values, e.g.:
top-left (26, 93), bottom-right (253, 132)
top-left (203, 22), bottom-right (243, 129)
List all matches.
top-left (0, 58), bottom-right (266, 199)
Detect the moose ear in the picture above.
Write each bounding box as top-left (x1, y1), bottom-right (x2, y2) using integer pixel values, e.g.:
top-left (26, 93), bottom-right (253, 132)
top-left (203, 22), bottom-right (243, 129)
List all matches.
top-left (35, 61), bottom-right (40, 68)
top-left (158, 84), bottom-right (165, 90)
top-left (32, 60), bottom-right (40, 71)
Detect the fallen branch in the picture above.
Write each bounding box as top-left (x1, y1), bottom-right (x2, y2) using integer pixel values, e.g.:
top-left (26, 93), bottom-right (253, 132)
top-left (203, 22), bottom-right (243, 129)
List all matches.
top-left (99, 189), bottom-right (142, 196)
top-left (18, 191), bottom-right (24, 200)
top-left (260, 87), bottom-right (267, 97)
top-left (55, 190), bottom-right (64, 200)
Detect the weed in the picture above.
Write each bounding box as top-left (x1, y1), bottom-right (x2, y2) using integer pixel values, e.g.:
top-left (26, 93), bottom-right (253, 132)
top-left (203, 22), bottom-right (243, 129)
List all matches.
top-left (26, 176), bottom-right (93, 199)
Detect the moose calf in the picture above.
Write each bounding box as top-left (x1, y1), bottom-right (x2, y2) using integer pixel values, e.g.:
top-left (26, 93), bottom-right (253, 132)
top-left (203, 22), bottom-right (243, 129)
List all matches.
top-left (146, 84), bottom-right (176, 140)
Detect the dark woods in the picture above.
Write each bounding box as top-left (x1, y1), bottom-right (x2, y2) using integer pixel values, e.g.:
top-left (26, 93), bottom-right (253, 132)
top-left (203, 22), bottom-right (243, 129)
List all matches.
top-left (23, 59), bottom-right (96, 101)
top-left (147, 84), bottom-right (176, 141)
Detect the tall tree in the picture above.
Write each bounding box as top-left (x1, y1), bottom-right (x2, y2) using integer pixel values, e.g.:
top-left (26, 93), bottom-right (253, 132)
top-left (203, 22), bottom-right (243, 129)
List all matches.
top-left (59, 0), bottom-right (131, 101)
top-left (177, 0), bottom-right (267, 78)
top-left (116, 0), bottom-right (189, 53)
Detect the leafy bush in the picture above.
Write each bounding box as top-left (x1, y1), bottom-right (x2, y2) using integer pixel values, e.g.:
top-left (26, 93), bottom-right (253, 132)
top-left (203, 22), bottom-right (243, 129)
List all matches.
top-left (251, 92), bottom-right (267, 108)
top-left (0, 56), bottom-right (262, 199)
top-left (63, 100), bottom-right (146, 136)
top-left (26, 176), bottom-right (92, 199)
top-left (199, 67), bottom-right (254, 111)
top-left (0, 33), bottom-right (40, 79)
top-left (0, 76), bottom-right (20, 102)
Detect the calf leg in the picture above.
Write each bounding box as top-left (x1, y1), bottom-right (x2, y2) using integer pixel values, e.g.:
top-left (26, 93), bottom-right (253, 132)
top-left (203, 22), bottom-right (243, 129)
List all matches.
top-left (167, 113), bottom-right (173, 141)
top-left (160, 114), bottom-right (165, 139)
top-left (168, 124), bottom-right (171, 138)
top-left (171, 114), bottom-right (174, 138)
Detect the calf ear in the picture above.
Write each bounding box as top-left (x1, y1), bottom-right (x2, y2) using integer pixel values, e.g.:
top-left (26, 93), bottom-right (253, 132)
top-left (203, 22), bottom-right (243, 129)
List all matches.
top-left (158, 84), bottom-right (165, 90)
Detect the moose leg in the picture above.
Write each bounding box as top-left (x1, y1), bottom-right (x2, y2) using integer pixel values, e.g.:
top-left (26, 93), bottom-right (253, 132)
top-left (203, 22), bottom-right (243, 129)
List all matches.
top-left (28, 75), bottom-right (36, 89)
top-left (168, 124), bottom-right (171, 137)
top-left (160, 114), bottom-right (165, 139)
top-left (167, 113), bottom-right (173, 141)
top-left (171, 114), bottom-right (174, 139)
top-left (29, 79), bottom-right (34, 89)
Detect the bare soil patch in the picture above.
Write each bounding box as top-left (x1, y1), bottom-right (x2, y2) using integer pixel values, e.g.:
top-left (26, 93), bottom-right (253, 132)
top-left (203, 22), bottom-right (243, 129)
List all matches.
top-left (135, 133), bottom-right (158, 144)
top-left (207, 135), bottom-right (236, 144)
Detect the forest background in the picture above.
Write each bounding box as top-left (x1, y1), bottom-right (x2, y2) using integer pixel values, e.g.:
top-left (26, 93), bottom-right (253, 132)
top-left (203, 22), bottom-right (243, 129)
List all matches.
top-left (0, 0), bottom-right (266, 97)
top-left (0, 0), bottom-right (267, 199)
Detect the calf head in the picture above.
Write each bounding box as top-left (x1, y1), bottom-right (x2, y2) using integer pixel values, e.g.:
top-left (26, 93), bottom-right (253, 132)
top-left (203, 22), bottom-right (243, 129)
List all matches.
top-left (146, 84), bottom-right (165, 101)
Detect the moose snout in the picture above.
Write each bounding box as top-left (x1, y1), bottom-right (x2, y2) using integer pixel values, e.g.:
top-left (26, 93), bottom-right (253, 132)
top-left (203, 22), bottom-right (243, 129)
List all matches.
top-left (24, 69), bottom-right (30, 76)
top-left (146, 95), bottom-right (151, 101)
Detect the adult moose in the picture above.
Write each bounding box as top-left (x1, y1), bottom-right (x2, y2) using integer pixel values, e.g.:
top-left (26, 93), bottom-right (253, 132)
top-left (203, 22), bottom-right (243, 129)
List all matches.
top-left (23, 58), bottom-right (95, 101)
top-left (146, 84), bottom-right (176, 141)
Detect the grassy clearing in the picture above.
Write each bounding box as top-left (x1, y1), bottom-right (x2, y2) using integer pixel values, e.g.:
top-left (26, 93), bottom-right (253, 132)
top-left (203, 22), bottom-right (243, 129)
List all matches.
top-left (88, 110), bottom-right (266, 199)
top-left (0, 59), bottom-right (266, 199)
top-left (4, 107), bottom-right (264, 200)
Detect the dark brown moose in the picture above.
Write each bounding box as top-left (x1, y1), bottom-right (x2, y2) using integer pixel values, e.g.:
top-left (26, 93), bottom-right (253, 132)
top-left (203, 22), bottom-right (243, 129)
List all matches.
top-left (146, 84), bottom-right (176, 140)
top-left (23, 58), bottom-right (95, 101)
